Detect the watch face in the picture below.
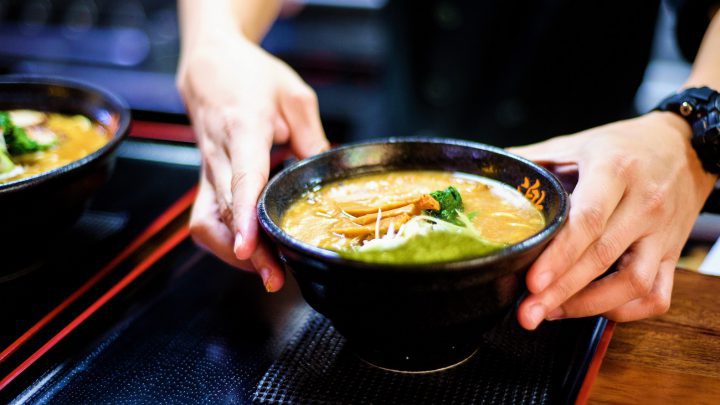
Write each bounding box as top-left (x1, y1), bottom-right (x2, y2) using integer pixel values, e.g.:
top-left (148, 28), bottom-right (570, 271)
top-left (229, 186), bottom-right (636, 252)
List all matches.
top-left (659, 88), bottom-right (720, 175)
top-left (655, 87), bottom-right (720, 174)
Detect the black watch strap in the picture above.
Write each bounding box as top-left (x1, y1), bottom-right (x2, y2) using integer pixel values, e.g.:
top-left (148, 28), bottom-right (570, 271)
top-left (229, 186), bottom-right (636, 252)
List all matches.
top-left (654, 86), bottom-right (720, 174)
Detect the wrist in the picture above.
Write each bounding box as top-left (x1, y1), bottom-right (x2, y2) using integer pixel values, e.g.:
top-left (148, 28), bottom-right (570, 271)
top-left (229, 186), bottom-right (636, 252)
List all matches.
top-left (645, 111), bottom-right (719, 183)
top-left (646, 110), bottom-right (693, 139)
top-left (178, 28), bottom-right (248, 82)
top-left (179, 0), bottom-right (246, 60)
top-left (183, 25), bottom-right (244, 56)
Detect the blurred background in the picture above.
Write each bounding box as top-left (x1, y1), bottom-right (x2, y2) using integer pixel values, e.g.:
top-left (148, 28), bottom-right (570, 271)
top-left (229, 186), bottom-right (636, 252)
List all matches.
top-left (0, 0), bottom-right (692, 141)
top-left (0, 0), bottom-right (389, 142)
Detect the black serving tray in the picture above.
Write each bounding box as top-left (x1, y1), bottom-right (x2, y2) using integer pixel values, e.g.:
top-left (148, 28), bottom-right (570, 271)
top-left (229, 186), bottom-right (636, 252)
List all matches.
top-left (3, 248), bottom-right (607, 404)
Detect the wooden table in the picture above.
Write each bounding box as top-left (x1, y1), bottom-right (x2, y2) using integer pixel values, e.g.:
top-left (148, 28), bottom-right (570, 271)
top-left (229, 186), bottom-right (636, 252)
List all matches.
top-left (588, 269), bottom-right (720, 404)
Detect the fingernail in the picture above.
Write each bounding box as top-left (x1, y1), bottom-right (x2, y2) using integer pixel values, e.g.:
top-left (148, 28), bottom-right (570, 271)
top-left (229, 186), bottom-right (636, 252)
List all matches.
top-left (547, 307), bottom-right (565, 320)
top-left (259, 267), bottom-right (273, 292)
top-left (535, 272), bottom-right (552, 291)
top-left (233, 232), bottom-right (244, 256)
top-left (528, 303), bottom-right (545, 327)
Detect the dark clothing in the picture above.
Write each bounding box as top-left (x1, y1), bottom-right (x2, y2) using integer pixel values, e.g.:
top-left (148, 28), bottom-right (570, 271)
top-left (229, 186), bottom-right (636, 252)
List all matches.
top-left (385, 0), bottom-right (718, 146)
top-left (673, 0), bottom-right (720, 60)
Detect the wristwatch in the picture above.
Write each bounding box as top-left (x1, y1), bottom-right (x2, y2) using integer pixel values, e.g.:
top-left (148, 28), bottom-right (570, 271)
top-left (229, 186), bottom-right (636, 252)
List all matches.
top-left (654, 86), bottom-right (720, 174)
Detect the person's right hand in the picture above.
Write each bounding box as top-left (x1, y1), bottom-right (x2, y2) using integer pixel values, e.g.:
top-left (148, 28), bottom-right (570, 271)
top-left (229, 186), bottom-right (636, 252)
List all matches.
top-left (177, 32), bottom-right (329, 292)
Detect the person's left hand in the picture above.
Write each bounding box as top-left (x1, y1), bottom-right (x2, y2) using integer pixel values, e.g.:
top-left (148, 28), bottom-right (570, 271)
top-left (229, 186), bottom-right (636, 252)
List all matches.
top-left (508, 111), bottom-right (718, 330)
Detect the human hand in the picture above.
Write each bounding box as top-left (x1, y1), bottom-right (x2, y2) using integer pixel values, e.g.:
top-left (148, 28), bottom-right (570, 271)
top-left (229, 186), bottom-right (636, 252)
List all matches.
top-left (178, 32), bottom-right (329, 292)
top-left (509, 112), bottom-right (718, 329)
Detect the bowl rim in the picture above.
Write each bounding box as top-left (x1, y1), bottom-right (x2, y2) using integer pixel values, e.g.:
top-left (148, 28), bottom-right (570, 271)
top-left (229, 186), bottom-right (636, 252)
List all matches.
top-left (0, 74), bottom-right (131, 193)
top-left (258, 137), bottom-right (570, 272)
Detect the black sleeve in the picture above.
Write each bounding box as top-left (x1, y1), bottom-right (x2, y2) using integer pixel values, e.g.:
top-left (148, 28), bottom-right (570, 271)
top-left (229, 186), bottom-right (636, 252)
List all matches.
top-left (666, 0), bottom-right (720, 61)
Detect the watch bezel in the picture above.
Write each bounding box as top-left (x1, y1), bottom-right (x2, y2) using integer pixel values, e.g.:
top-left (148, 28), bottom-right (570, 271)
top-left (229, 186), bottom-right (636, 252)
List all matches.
top-left (654, 86), bottom-right (720, 175)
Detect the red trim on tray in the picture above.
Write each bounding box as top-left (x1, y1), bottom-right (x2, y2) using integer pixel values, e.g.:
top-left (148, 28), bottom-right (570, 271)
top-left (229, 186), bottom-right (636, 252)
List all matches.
top-left (0, 226), bottom-right (191, 392)
top-left (0, 186), bottom-right (198, 365)
top-left (130, 121), bottom-right (196, 143)
top-left (0, 138), bottom-right (296, 391)
top-left (575, 321), bottom-right (616, 405)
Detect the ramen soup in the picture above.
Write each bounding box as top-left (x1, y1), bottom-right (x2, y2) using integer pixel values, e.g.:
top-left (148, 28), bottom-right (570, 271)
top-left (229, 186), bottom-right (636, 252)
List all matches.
top-left (0, 110), bottom-right (110, 184)
top-left (281, 170), bottom-right (546, 264)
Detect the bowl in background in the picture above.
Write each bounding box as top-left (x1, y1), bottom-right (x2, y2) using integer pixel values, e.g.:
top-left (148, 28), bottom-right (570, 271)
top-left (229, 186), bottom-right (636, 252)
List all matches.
top-left (258, 138), bottom-right (569, 372)
top-left (0, 75), bottom-right (130, 273)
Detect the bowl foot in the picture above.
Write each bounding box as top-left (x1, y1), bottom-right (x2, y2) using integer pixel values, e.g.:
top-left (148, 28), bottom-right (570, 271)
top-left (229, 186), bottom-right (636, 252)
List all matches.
top-left (352, 340), bottom-right (480, 373)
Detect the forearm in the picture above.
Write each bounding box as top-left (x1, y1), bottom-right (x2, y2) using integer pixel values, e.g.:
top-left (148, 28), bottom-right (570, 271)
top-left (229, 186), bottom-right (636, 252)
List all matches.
top-left (684, 7), bottom-right (720, 89)
top-left (178, 0), bottom-right (281, 55)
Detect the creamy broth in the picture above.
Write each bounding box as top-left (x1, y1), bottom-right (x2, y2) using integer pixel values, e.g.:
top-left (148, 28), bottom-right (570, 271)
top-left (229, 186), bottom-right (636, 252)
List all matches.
top-left (0, 110), bottom-right (110, 184)
top-left (281, 171), bottom-right (545, 258)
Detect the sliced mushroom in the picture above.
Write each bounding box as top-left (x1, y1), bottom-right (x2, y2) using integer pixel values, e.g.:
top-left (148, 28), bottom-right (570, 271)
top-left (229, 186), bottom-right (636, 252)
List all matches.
top-left (350, 195), bottom-right (439, 225)
top-left (338, 194), bottom-right (440, 217)
top-left (352, 204), bottom-right (417, 225)
top-left (333, 213), bottom-right (413, 238)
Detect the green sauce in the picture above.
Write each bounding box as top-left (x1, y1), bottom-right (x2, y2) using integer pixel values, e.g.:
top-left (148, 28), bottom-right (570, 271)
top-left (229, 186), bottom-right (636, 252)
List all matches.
top-left (338, 230), bottom-right (506, 265)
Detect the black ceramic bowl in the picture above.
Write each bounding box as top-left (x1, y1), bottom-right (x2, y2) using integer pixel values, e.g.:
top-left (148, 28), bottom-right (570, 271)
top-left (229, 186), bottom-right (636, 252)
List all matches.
top-left (258, 138), bottom-right (569, 372)
top-left (0, 76), bottom-right (130, 271)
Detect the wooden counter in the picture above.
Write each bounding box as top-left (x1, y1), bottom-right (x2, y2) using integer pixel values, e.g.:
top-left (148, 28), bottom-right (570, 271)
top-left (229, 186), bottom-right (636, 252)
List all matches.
top-left (589, 269), bottom-right (720, 404)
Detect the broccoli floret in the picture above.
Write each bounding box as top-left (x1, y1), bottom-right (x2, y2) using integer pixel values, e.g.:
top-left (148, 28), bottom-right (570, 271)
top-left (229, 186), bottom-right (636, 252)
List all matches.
top-left (424, 186), bottom-right (465, 226)
top-left (5, 126), bottom-right (43, 155)
top-left (1, 111), bottom-right (55, 155)
top-left (0, 149), bottom-right (14, 174)
top-left (0, 131), bottom-right (15, 175)
top-left (0, 111), bottom-right (10, 129)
